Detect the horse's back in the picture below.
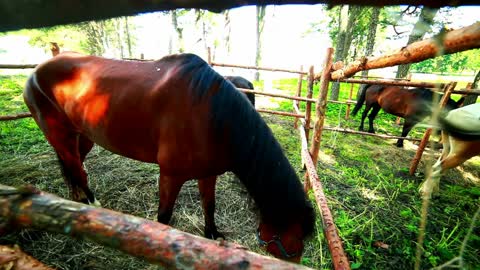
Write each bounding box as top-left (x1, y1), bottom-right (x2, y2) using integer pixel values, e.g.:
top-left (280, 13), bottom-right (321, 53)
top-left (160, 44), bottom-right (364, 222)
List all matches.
top-left (24, 53), bottom-right (234, 176)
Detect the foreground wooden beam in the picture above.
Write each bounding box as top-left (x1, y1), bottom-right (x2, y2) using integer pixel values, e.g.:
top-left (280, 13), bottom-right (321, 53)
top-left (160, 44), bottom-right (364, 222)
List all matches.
top-left (328, 22), bottom-right (480, 80)
top-left (0, 245), bottom-right (55, 270)
top-left (2, 1), bottom-right (476, 32)
top-left (0, 184), bottom-right (310, 270)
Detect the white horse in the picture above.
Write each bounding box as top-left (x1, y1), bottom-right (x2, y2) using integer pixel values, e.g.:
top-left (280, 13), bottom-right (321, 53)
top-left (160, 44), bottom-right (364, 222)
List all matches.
top-left (420, 103), bottom-right (480, 197)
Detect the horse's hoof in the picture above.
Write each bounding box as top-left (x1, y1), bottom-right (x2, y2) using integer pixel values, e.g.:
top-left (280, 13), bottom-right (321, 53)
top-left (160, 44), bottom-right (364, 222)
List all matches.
top-left (91, 199), bottom-right (102, 207)
top-left (205, 230), bottom-right (225, 240)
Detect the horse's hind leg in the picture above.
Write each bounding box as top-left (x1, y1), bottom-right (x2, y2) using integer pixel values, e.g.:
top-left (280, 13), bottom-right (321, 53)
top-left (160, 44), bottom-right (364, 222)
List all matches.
top-left (396, 118), bottom-right (416, 147)
top-left (359, 104), bottom-right (372, 131)
top-left (52, 132), bottom-right (97, 204)
top-left (367, 104), bottom-right (381, 133)
top-left (198, 176), bottom-right (224, 240)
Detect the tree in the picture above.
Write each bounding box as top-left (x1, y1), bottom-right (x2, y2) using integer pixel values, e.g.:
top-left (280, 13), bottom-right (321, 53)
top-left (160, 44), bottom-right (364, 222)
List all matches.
top-left (23, 25), bottom-right (85, 53)
top-left (124, 17), bottom-right (133, 58)
top-left (395, 7), bottom-right (439, 78)
top-left (360, 7), bottom-right (381, 78)
top-left (330, 5), bottom-right (364, 100)
top-left (170, 10), bottom-right (185, 53)
top-left (223, 10), bottom-right (232, 54)
top-left (255, 5), bottom-right (266, 81)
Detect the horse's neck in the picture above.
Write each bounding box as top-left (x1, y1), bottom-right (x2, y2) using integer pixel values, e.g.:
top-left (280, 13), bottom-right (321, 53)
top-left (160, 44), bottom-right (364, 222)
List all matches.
top-left (232, 131), bottom-right (304, 224)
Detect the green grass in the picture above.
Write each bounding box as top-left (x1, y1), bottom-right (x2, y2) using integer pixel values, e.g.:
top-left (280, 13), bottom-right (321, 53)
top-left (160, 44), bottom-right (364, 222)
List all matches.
top-left (1, 75), bottom-right (479, 269)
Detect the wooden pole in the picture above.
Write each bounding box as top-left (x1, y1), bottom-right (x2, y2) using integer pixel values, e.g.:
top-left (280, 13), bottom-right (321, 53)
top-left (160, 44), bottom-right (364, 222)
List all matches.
top-left (305, 66), bottom-right (315, 141)
top-left (0, 184), bottom-right (311, 270)
top-left (237, 88), bottom-right (317, 103)
top-left (294, 66), bottom-right (304, 129)
top-left (0, 113), bottom-right (32, 121)
top-left (328, 22), bottom-right (480, 80)
top-left (49, 42), bottom-right (59, 57)
top-left (409, 82), bottom-right (457, 175)
top-left (256, 109), bottom-right (304, 118)
top-left (309, 48), bottom-right (334, 168)
top-left (333, 78), bottom-right (443, 88)
top-left (211, 62), bottom-right (307, 75)
top-left (296, 121), bottom-right (350, 270)
top-left (0, 64), bottom-right (37, 69)
top-left (207, 47), bottom-right (212, 65)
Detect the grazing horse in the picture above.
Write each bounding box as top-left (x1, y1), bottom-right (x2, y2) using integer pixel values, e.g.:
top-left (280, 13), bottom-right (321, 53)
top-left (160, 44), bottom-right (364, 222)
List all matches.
top-left (23, 52), bottom-right (314, 262)
top-left (419, 103), bottom-right (480, 197)
top-left (351, 84), bottom-right (463, 147)
top-left (224, 76), bottom-right (255, 107)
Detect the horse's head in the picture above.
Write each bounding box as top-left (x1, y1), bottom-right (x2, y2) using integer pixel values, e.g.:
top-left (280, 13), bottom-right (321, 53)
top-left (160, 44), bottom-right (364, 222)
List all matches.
top-left (257, 221), bottom-right (305, 263)
top-left (256, 204), bottom-right (314, 263)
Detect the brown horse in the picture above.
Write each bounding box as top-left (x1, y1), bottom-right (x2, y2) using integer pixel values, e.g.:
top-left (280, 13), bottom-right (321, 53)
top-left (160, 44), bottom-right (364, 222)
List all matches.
top-left (351, 84), bottom-right (463, 147)
top-left (23, 52), bottom-right (314, 262)
top-left (419, 103), bottom-right (480, 197)
top-left (224, 76), bottom-right (255, 107)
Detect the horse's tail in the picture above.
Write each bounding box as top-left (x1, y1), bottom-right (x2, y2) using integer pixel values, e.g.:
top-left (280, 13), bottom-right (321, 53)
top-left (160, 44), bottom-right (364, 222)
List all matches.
top-left (351, 84), bottom-right (369, 116)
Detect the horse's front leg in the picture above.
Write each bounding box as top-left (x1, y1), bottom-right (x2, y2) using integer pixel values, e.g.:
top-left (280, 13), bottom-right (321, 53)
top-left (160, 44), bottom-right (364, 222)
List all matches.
top-left (198, 176), bottom-right (224, 240)
top-left (157, 174), bottom-right (186, 224)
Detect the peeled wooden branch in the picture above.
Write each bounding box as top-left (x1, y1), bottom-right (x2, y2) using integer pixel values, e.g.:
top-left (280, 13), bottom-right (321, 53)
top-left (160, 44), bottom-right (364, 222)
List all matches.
top-left (0, 113), bottom-right (32, 121)
top-left (322, 127), bottom-right (422, 142)
top-left (297, 122), bottom-right (350, 270)
top-left (337, 78), bottom-right (443, 89)
top-left (0, 64), bottom-right (37, 69)
top-left (212, 62), bottom-right (307, 75)
top-left (329, 22), bottom-right (480, 80)
top-left (0, 184), bottom-right (310, 270)
top-left (237, 88), bottom-right (317, 103)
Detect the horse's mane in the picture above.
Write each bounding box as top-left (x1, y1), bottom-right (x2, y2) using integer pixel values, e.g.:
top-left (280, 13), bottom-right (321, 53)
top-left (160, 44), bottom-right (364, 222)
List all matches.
top-left (172, 53), bottom-right (314, 236)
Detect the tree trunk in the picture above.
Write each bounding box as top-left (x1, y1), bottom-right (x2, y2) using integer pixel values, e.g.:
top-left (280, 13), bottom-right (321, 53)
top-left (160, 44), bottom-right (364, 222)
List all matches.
top-left (396, 7), bottom-right (439, 78)
top-left (463, 70), bottom-right (480, 105)
top-left (115, 18), bottom-right (124, 58)
top-left (223, 10), bottom-right (231, 54)
top-left (255, 5), bottom-right (266, 81)
top-left (124, 17), bottom-right (133, 58)
top-left (360, 7), bottom-right (380, 79)
top-left (331, 5), bottom-right (361, 100)
top-left (171, 10), bottom-right (184, 53)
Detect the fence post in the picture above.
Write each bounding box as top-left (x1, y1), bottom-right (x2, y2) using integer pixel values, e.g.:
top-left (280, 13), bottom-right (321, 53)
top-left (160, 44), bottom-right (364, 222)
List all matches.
top-left (207, 47), bottom-right (212, 65)
top-left (305, 66), bottom-right (315, 140)
top-left (409, 82), bottom-right (457, 175)
top-left (305, 48), bottom-right (333, 192)
top-left (294, 66), bottom-right (304, 129)
top-left (50, 42), bottom-right (59, 56)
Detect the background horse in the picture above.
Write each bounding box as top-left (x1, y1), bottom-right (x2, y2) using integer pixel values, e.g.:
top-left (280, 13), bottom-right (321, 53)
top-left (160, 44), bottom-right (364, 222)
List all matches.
top-left (419, 103), bottom-right (480, 196)
top-left (351, 84), bottom-right (464, 147)
top-left (23, 52), bottom-right (314, 262)
top-left (224, 76), bottom-right (255, 107)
